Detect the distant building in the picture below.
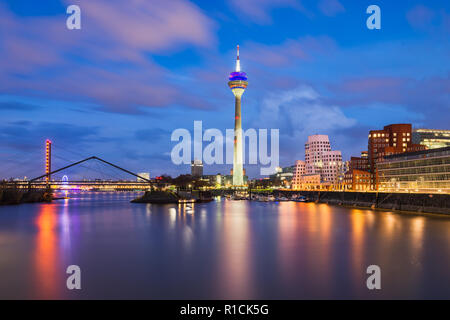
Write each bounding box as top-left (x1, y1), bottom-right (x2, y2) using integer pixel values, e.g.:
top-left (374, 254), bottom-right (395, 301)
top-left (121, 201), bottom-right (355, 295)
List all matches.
top-left (202, 174), bottom-right (222, 187)
top-left (222, 173), bottom-right (247, 187)
top-left (368, 124), bottom-right (426, 189)
top-left (377, 146), bottom-right (450, 194)
top-left (223, 175), bottom-right (233, 187)
top-left (412, 129), bottom-right (450, 149)
top-left (191, 160), bottom-right (203, 177)
top-left (270, 165), bottom-right (295, 187)
top-left (137, 172), bottom-right (150, 182)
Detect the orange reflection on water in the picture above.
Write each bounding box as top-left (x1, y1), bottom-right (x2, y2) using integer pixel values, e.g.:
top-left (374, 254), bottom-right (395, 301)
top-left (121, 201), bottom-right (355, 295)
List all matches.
top-left (408, 216), bottom-right (426, 267)
top-left (283, 203), bottom-right (333, 295)
top-left (349, 209), bottom-right (367, 291)
top-left (34, 204), bottom-right (61, 299)
top-left (276, 202), bottom-right (301, 284)
top-left (218, 200), bottom-right (253, 298)
top-left (312, 204), bottom-right (333, 293)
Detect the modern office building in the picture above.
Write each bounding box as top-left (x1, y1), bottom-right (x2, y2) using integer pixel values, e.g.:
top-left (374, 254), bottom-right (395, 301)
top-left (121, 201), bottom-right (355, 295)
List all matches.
top-left (228, 45), bottom-right (248, 186)
top-left (305, 134), bottom-right (343, 185)
top-left (412, 129), bottom-right (450, 149)
top-left (377, 146), bottom-right (450, 193)
top-left (191, 160), bottom-right (203, 177)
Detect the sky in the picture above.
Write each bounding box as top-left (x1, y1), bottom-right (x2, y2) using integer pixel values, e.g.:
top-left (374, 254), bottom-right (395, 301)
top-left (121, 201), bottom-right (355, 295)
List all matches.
top-left (0, 0), bottom-right (449, 180)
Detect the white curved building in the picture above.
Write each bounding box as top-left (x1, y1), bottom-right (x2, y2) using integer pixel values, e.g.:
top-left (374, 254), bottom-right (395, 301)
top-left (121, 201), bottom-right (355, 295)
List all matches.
top-left (293, 135), bottom-right (343, 189)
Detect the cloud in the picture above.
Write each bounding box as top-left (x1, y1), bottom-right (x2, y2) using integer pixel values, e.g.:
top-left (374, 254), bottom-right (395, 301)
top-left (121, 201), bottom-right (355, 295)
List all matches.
top-left (0, 102), bottom-right (38, 111)
top-left (71, 0), bottom-right (216, 52)
top-left (0, 121), bottom-right (101, 152)
top-left (254, 86), bottom-right (356, 161)
top-left (245, 36), bottom-right (337, 68)
top-left (0, 120), bottom-right (103, 178)
top-left (328, 74), bottom-right (450, 128)
top-left (135, 128), bottom-right (171, 141)
top-left (318, 0), bottom-right (345, 17)
top-left (0, 0), bottom-right (216, 113)
top-left (406, 5), bottom-right (450, 35)
top-left (228, 0), bottom-right (310, 24)
top-left (406, 5), bottom-right (435, 30)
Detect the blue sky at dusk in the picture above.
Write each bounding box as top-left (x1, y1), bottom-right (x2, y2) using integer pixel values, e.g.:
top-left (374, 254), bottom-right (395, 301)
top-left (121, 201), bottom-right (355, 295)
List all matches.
top-left (1, 0), bottom-right (449, 179)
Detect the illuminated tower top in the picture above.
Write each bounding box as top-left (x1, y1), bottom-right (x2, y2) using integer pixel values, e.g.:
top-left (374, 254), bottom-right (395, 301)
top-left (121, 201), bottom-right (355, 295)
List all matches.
top-left (228, 45), bottom-right (248, 98)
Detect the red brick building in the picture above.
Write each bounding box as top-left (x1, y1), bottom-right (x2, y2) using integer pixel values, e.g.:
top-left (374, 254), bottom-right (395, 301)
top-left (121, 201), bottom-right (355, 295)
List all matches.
top-left (368, 124), bottom-right (426, 189)
top-left (344, 169), bottom-right (371, 191)
top-left (349, 153), bottom-right (369, 172)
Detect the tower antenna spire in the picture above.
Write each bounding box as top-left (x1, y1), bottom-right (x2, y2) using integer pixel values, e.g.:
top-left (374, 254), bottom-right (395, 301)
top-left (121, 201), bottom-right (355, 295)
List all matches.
top-left (235, 44), bottom-right (241, 72)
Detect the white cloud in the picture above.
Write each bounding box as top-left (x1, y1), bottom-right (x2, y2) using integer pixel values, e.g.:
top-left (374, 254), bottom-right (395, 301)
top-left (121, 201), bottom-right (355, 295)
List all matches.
top-left (252, 86), bottom-right (356, 162)
top-left (255, 85), bottom-right (356, 140)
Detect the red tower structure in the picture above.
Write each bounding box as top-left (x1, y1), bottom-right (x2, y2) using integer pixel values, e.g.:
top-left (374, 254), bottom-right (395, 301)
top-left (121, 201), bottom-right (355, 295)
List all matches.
top-left (45, 139), bottom-right (52, 183)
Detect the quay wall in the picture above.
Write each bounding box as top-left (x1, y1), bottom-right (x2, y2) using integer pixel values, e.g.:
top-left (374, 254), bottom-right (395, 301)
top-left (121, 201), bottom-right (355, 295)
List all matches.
top-left (275, 190), bottom-right (450, 215)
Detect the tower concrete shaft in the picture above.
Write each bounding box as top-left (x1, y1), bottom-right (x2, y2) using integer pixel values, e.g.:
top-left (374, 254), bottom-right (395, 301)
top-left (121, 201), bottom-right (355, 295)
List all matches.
top-left (233, 96), bottom-right (244, 186)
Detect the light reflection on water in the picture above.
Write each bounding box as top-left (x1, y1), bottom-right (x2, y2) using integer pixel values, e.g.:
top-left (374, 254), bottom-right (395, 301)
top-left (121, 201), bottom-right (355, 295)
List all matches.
top-left (33, 204), bottom-right (61, 299)
top-left (0, 191), bottom-right (449, 299)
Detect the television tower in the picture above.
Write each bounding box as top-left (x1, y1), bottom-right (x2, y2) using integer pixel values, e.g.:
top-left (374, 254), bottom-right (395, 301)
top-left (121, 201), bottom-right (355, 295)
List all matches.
top-left (228, 45), bottom-right (248, 186)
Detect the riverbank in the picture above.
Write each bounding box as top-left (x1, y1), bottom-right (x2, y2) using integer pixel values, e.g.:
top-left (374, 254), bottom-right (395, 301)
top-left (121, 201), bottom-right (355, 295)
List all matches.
top-left (275, 190), bottom-right (450, 215)
top-left (0, 189), bottom-right (51, 205)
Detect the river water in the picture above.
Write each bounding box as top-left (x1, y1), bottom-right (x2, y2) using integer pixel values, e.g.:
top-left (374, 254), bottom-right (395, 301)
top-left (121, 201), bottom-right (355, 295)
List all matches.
top-left (0, 191), bottom-right (449, 299)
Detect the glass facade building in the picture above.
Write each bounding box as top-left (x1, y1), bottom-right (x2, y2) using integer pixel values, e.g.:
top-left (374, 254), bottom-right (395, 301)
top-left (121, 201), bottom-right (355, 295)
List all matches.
top-left (377, 147), bottom-right (450, 193)
top-left (412, 129), bottom-right (450, 149)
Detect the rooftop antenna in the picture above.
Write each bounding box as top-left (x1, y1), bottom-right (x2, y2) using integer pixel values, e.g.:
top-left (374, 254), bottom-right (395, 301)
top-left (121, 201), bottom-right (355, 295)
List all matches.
top-left (235, 45), bottom-right (241, 72)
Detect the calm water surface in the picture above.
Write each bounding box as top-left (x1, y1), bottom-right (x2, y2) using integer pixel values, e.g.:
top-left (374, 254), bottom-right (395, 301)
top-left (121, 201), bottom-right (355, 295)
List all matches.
top-left (0, 191), bottom-right (450, 299)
